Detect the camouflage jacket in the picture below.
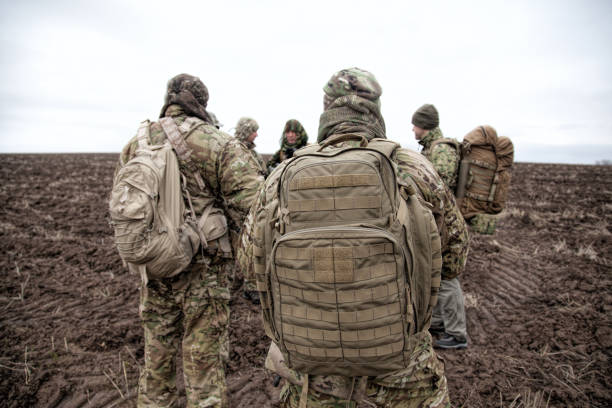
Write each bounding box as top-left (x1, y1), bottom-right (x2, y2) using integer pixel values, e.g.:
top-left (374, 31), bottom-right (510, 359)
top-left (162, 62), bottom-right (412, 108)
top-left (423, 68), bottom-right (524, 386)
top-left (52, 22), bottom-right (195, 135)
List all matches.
top-left (239, 140), bottom-right (268, 178)
top-left (119, 105), bottom-right (265, 251)
top-left (418, 127), bottom-right (460, 191)
top-left (396, 148), bottom-right (469, 280)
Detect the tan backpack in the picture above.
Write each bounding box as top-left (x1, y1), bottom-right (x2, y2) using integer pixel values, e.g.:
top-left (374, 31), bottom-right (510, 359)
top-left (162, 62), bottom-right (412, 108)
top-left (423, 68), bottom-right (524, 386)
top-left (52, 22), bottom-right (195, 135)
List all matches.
top-left (109, 118), bottom-right (231, 279)
top-left (455, 126), bottom-right (514, 218)
top-left (251, 134), bottom-right (440, 377)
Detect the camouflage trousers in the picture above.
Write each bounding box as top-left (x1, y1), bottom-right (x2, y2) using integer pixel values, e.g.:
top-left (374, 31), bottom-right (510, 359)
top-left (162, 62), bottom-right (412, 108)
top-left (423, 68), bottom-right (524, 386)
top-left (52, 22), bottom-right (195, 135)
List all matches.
top-left (137, 261), bottom-right (231, 408)
top-left (277, 333), bottom-right (450, 408)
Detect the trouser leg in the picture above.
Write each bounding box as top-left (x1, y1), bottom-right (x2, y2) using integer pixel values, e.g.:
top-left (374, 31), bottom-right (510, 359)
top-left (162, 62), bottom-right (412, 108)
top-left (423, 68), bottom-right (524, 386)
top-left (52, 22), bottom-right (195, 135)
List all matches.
top-left (138, 279), bottom-right (182, 408)
top-left (182, 263), bottom-right (230, 408)
top-left (437, 278), bottom-right (467, 341)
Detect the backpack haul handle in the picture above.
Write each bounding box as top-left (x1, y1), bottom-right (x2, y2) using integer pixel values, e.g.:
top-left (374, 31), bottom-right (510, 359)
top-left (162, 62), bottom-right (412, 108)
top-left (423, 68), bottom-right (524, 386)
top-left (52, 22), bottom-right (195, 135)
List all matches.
top-left (318, 133), bottom-right (368, 150)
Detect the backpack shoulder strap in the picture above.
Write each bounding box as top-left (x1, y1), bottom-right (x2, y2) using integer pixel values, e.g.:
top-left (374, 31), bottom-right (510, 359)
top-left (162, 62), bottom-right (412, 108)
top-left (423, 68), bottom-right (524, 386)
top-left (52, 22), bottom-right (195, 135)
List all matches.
top-left (159, 117), bottom-right (207, 192)
top-left (430, 137), bottom-right (460, 153)
top-left (366, 138), bottom-right (400, 159)
top-left (159, 117), bottom-right (193, 162)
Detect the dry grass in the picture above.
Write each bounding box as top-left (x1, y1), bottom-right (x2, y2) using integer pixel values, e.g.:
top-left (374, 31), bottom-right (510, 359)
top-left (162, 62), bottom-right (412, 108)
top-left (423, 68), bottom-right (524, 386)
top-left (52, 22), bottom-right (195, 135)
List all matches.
top-left (464, 292), bottom-right (479, 308)
top-left (506, 389), bottom-right (550, 408)
top-left (553, 239), bottom-right (567, 253)
top-left (576, 244), bottom-right (598, 261)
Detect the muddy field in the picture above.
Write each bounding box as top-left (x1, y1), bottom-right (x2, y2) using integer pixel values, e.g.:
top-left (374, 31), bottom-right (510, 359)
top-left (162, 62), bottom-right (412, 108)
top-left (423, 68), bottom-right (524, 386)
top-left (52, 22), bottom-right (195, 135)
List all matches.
top-left (0, 154), bottom-right (610, 407)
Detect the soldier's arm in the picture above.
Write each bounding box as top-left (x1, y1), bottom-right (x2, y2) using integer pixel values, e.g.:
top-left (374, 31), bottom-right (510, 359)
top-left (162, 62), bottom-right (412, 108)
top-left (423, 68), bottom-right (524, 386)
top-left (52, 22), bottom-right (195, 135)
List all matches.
top-left (217, 138), bottom-right (265, 227)
top-left (440, 190), bottom-right (470, 279)
top-left (236, 191), bottom-right (262, 293)
top-left (430, 144), bottom-right (459, 188)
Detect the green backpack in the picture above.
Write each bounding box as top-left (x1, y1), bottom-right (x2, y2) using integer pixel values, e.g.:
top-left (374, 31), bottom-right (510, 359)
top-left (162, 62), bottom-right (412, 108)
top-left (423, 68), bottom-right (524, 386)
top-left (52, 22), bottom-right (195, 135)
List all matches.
top-left (252, 134), bottom-right (440, 377)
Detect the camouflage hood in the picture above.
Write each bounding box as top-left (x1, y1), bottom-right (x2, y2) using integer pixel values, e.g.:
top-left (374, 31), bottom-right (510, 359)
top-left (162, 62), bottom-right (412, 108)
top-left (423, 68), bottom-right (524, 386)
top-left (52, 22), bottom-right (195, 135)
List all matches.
top-left (234, 117), bottom-right (259, 143)
top-left (318, 67), bottom-right (386, 142)
top-left (280, 119), bottom-right (308, 150)
top-left (160, 73), bottom-right (212, 123)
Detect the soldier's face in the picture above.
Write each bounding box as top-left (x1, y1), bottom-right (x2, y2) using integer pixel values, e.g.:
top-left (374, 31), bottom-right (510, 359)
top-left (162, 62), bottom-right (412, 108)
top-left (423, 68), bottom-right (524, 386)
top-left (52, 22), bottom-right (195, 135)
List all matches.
top-left (412, 125), bottom-right (427, 140)
top-left (248, 131), bottom-right (258, 143)
top-left (285, 131), bottom-right (298, 144)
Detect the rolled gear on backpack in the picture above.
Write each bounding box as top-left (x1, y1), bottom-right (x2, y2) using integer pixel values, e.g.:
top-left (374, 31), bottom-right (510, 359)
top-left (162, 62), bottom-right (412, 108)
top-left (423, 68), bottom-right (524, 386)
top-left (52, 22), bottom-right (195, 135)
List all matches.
top-left (455, 126), bottom-right (514, 219)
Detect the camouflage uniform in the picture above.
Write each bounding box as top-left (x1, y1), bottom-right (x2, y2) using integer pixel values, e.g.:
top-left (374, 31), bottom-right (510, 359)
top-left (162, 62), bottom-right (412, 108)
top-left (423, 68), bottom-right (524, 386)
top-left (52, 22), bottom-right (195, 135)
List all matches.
top-left (119, 74), bottom-right (263, 408)
top-left (239, 68), bottom-right (450, 407)
top-left (418, 128), bottom-right (460, 192)
top-left (412, 107), bottom-right (468, 345)
top-left (266, 119), bottom-right (308, 173)
top-left (234, 117), bottom-right (268, 178)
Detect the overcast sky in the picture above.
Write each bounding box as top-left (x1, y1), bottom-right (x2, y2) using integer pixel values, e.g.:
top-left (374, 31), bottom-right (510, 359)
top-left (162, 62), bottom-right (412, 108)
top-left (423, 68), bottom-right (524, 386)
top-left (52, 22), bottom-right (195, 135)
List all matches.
top-left (1, 0), bottom-right (611, 163)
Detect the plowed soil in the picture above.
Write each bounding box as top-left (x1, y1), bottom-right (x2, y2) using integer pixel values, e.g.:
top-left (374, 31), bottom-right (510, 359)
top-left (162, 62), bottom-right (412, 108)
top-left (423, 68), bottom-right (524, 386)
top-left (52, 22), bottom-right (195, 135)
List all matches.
top-left (0, 155), bottom-right (610, 407)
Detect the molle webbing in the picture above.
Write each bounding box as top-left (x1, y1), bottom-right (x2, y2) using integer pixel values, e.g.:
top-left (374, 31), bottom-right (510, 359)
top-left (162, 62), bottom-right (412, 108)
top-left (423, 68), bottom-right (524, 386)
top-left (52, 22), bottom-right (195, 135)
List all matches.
top-left (276, 244), bottom-right (394, 261)
top-left (289, 174), bottom-right (379, 190)
top-left (272, 233), bottom-right (408, 375)
top-left (287, 196), bottom-right (381, 212)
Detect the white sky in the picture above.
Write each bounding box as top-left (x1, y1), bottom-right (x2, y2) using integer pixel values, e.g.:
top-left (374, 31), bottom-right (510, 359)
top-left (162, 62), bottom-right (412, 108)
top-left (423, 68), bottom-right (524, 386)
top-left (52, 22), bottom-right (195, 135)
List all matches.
top-left (1, 0), bottom-right (611, 163)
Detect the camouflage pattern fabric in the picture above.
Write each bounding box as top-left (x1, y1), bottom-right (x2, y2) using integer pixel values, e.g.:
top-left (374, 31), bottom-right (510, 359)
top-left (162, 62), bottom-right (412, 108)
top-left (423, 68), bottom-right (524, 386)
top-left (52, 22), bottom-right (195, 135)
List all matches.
top-left (233, 117), bottom-right (267, 178)
top-left (120, 102), bottom-right (264, 408)
top-left (318, 67), bottom-right (385, 142)
top-left (323, 67), bottom-right (382, 103)
top-left (418, 127), bottom-right (460, 191)
top-left (469, 213), bottom-right (499, 235)
top-left (120, 105), bottom-right (264, 228)
top-left (234, 117), bottom-right (258, 142)
top-left (137, 262), bottom-right (231, 408)
top-left (277, 332), bottom-right (450, 408)
top-left (266, 119), bottom-right (308, 172)
top-left (396, 148), bottom-right (469, 280)
top-left (237, 203), bottom-right (259, 292)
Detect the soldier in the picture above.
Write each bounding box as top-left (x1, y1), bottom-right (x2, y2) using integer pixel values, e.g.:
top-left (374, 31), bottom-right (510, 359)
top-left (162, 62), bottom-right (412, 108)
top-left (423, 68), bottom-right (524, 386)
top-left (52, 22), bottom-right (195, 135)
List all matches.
top-left (118, 74), bottom-right (264, 408)
top-left (412, 104), bottom-right (469, 349)
top-left (234, 117), bottom-right (268, 178)
top-left (266, 119), bottom-right (308, 173)
top-left (239, 68), bottom-right (451, 407)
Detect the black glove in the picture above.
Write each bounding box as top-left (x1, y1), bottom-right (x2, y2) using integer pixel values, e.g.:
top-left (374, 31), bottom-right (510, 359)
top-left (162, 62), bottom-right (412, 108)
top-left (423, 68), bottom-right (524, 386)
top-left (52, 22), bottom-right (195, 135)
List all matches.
top-left (273, 374), bottom-right (281, 387)
top-left (243, 290), bottom-right (260, 305)
top-left (284, 147), bottom-right (295, 158)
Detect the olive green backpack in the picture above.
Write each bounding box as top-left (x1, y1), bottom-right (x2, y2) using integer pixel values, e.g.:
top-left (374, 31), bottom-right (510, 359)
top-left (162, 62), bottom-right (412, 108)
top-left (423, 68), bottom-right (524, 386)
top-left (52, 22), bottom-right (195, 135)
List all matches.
top-left (251, 134), bottom-right (440, 377)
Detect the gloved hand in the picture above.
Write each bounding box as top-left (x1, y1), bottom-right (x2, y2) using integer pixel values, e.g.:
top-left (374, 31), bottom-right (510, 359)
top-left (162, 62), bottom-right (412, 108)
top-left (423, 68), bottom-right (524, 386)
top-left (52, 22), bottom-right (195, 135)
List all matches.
top-left (284, 147), bottom-right (295, 158)
top-left (242, 290), bottom-right (260, 305)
